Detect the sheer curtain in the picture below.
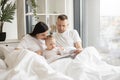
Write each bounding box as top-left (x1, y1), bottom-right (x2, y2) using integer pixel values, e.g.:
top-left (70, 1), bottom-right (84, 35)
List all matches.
top-left (81, 0), bottom-right (100, 48)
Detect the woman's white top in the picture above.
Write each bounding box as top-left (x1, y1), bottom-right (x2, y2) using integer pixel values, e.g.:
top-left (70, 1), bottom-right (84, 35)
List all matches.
top-left (53, 29), bottom-right (81, 49)
top-left (17, 34), bottom-right (46, 52)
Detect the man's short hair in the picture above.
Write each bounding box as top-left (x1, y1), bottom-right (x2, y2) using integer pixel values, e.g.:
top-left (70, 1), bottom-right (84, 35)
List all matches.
top-left (57, 14), bottom-right (68, 20)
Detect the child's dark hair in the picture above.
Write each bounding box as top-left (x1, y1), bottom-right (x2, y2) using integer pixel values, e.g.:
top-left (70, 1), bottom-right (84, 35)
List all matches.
top-left (46, 34), bottom-right (53, 39)
top-left (45, 33), bottom-right (54, 43)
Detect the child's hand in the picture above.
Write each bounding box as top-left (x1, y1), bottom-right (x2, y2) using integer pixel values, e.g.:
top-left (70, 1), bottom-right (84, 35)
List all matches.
top-left (57, 52), bottom-right (61, 55)
top-left (35, 50), bottom-right (43, 55)
top-left (59, 46), bottom-right (64, 50)
top-left (57, 51), bottom-right (61, 55)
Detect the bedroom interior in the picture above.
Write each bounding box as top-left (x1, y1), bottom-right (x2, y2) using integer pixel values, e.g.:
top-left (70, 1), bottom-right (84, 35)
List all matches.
top-left (1, 0), bottom-right (119, 65)
top-left (0, 0), bottom-right (120, 80)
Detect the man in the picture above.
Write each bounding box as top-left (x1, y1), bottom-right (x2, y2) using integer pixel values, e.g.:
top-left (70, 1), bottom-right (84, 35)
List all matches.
top-left (53, 14), bottom-right (83, 54)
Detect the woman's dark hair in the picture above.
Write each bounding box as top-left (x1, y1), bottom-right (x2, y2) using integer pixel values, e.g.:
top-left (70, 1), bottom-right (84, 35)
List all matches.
top-left (30, 21), bottom-right (48, 37)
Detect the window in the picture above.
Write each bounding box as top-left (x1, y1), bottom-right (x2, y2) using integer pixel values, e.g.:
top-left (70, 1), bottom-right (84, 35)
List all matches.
top-left (25, 0), bottom-right (73, 34)
top-left (17, 0), bottom-right (73, 39)
top-left (100, 0), bottom-right (120, 52)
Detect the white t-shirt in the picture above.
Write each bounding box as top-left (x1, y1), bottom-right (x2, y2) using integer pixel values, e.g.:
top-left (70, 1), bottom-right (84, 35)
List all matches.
top-left (53, 29), bottom-right (81, 49)
top-left (17, 34), bottom-right (46, 52)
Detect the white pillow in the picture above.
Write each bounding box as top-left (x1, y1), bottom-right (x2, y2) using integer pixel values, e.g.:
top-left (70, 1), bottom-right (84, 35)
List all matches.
top-left (0, 59), bottom-right (7, 69)
top-left (0, 46), bottom-right (6, 60)
top-left (0, 46), bottom-right (11, 58)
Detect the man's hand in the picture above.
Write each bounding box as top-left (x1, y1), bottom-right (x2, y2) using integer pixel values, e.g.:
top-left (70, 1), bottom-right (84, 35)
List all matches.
top-left (74, 41), bottom-right (83, 54)
top-left (74, 48), bottom-right (83, 54)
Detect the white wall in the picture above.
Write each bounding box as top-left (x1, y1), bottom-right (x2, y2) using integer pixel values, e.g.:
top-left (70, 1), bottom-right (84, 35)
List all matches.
top-left (84, 0), bottom-right (100, 48)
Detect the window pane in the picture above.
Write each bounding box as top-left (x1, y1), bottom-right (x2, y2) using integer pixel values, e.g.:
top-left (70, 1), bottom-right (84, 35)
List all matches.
top-left (100, 0), bottom-right (120, 52)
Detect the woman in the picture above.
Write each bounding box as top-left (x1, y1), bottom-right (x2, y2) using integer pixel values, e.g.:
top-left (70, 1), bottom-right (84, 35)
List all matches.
top-left (16, 21), bottom-right (48, 55)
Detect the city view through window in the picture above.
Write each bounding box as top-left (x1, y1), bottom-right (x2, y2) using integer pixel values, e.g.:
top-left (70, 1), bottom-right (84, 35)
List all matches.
top-left (100, 0), bottom-right (120, 53)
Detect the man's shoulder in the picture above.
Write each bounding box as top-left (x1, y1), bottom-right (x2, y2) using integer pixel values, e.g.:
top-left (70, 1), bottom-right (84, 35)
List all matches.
top-left (62, 29), bottom-right (75, 32)
top-left (69, 29), bottom-right (76, 31)
top-left (52, 29), bottom-right (78, 36)
top-left (68, 29), bottom-right (78, 34)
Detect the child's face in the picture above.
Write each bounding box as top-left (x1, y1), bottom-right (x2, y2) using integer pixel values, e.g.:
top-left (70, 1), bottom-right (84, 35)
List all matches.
top-left (46, 38), bottom-right (56, 50)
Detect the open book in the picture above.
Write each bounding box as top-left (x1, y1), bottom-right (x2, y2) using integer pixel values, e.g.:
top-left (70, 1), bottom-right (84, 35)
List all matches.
top-left (47, 49), bottom-right (76, 63)
top-left (55, 50), bottom-right (76, 60)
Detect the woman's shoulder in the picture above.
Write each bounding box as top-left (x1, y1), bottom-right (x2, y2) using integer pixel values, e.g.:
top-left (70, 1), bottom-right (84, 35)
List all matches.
top-left (19, 34), bottom-right (34, 43)
top-left (22, 34), bottom-right (33, 40)
top-left (24, 34), bottom-right (31, 38)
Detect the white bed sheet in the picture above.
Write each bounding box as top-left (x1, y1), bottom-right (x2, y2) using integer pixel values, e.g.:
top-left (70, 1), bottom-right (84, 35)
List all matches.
top-left (0, 46), bottom-right (120, 80)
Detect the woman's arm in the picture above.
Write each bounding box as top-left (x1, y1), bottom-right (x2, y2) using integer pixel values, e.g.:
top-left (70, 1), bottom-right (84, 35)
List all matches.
top-left (35, 50), bottom-right (43, 55)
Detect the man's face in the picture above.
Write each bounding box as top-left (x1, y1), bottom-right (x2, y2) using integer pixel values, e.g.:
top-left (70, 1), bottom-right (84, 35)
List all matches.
top-left (56, 19), bottom-right (68, 33)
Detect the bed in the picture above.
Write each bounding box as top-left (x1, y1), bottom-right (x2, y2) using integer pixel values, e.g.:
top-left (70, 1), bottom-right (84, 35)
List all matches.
top-left (0, 45), bottom-right (120, 80)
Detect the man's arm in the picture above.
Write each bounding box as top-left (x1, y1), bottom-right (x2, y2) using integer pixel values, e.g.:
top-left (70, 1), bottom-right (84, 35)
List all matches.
top-left (74, 41), bottom-right (83, 54)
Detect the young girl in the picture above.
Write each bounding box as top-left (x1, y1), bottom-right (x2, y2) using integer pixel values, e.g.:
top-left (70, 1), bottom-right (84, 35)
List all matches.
top-left (42, 35), bottom-right (76, 63)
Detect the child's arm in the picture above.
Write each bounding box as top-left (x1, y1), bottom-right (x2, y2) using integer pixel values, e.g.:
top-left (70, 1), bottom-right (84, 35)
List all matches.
top-left (57, 46), bottom-right (65, 55)
top-left (58, 46), bottom-right (64, 50)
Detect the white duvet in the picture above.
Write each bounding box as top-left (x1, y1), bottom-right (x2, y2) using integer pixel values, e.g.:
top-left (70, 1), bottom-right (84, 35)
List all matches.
top-left (0, 46), bottom-right (120, 80)
top-left (0, 46), bottom-right (72, 80)
top-left (50, 47), bottom-right (120, 80)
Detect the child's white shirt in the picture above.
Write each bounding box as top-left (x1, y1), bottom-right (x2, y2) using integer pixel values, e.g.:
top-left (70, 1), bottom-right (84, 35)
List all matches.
top-left (43, 47), bottom-right (62, 63)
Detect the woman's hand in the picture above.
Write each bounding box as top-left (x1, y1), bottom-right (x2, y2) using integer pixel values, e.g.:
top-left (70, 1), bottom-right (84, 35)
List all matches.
top-left (35, 50), bottom-right (43, 55)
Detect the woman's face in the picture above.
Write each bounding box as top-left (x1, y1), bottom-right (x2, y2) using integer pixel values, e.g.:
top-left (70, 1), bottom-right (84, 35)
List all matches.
top-left (36, 31), bottom-right (48, 40)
